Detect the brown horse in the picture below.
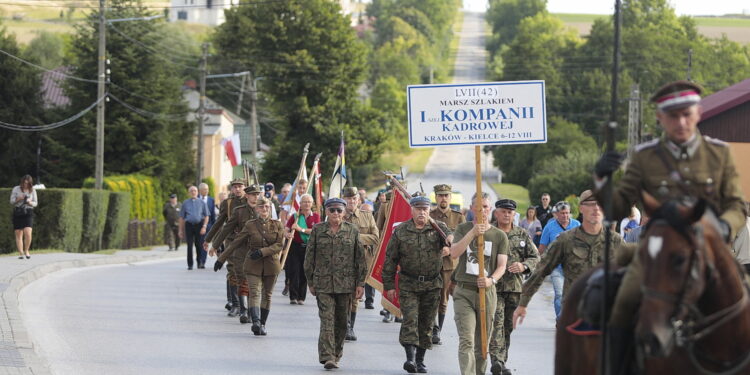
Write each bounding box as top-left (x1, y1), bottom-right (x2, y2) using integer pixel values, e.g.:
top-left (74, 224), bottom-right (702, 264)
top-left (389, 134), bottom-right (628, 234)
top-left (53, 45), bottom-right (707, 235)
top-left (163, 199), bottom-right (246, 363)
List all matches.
top-left (556, 196), bottom-right (750, 375)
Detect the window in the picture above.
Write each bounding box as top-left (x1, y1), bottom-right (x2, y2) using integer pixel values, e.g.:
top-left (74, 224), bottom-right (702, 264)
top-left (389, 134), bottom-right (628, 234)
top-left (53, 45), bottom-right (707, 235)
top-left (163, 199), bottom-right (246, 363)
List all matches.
top-left (177, 10), bottom-right (187, 20)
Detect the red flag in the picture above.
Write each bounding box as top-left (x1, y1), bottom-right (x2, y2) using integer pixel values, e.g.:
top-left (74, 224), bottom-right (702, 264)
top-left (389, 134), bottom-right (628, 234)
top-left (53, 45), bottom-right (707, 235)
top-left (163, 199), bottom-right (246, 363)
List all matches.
top-left (221, 133), bottom-right (241, 167)
top-left (368, 190), bottom-right (412, 317)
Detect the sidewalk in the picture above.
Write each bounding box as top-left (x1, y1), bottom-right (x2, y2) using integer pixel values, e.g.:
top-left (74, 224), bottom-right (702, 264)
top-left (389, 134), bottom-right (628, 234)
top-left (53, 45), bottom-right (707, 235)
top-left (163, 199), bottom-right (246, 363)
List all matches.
top-left (0, 246), bottom-right (183, 375)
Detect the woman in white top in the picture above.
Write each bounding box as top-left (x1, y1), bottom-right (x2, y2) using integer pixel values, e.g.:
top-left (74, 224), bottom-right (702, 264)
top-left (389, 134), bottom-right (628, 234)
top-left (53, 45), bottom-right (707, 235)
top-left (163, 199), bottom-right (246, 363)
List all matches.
top-left (9, 175), bottom-right (38, 259)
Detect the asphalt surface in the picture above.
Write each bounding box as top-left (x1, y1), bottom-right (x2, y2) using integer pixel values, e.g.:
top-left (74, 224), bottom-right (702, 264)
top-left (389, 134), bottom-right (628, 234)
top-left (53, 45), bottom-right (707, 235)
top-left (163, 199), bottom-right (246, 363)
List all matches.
top-left (20, 257), bottom-right (556, 374)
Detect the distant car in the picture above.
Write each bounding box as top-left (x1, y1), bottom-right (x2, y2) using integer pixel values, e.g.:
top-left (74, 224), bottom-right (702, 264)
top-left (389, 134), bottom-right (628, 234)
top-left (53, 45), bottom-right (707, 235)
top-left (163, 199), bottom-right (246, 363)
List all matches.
top-left (428, 191), bottom-right (463, 211)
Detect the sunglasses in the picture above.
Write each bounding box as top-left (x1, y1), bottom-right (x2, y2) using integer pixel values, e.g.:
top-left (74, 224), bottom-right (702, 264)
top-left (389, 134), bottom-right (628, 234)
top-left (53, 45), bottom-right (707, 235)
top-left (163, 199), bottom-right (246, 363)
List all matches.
top-left (555, 202), bottom-right (571, 210)
top-left (327, 207), bottom-right (344, 214)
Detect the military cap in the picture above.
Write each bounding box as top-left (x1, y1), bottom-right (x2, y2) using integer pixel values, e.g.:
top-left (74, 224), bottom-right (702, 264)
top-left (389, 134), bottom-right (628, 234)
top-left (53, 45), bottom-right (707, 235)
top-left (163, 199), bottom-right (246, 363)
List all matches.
top-left (342, 187), bottom-right (359, 198)
top-left (324, 197), bottom-right (346, 208)
top-left (410, 195), bottom-right (431, 207)
top-left (650, 80), bottom-right (703, 112)
top-left (169, 193), bottom-right (177, 198)
top-left (579, 189), bottom-right (595, 203)
top-left (434, 184), bottom-right (452, 195)
top-left (495, 198), bottom-right (517, 210)
top-left (256, 196), bottom-right (271, 206)
top-left (229, 178), bottom-right (246, 186)
top-left (244, 184), bottom-right (263, 194)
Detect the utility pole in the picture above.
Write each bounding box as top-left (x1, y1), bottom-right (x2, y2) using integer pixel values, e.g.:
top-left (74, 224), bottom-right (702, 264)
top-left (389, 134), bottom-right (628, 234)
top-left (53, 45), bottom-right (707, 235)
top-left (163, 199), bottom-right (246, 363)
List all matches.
top-left (196, 42), bottom-right (208, 187)
top-left (95, 0), bottom-right (106, 189)
top-left (250, 72), bottom-right (259, 162)
top-left (236, 72), bottom-right (247, 115)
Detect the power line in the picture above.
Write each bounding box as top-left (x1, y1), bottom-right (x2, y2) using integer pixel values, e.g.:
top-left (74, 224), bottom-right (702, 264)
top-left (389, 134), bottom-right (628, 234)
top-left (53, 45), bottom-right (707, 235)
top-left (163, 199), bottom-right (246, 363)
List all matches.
top-left (109, 93), bottom-right (187, 121)
top-left (0, 96), bottom-right (104, 132)
top-left (107, 22), bottom-right (202, 70)
top-left (0, 47), bottom-right (99, 83)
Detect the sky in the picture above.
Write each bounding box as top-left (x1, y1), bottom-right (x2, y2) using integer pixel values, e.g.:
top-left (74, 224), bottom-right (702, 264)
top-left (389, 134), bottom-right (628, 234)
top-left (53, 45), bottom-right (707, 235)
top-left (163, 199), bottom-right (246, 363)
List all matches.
top-left (462, 0), bottom-right (749, 16)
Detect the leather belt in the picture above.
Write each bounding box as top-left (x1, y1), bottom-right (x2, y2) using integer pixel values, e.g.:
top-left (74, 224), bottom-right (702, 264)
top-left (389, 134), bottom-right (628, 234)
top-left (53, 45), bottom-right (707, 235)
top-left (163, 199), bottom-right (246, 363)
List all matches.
top-left (457, 282), bottom-right (479, 291)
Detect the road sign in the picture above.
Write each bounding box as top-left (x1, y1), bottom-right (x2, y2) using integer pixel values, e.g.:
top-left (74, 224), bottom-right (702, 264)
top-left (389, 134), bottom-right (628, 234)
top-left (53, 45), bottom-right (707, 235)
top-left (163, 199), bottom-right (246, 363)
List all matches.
top-left (407, 80), bottom-right (547, 148)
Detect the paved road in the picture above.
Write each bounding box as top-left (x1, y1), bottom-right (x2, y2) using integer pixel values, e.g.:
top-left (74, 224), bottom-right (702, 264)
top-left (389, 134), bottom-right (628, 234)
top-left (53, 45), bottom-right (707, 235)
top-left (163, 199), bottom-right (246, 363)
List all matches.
top-left (413, 11), bottom-right (500, 207)
top-left (20, 256), bottom-right (555, 374)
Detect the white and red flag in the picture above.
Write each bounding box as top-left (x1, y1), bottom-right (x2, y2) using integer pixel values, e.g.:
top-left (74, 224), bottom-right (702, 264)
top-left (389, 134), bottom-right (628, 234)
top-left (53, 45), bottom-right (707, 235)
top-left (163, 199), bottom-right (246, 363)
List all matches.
top-left (221, 133), bottom-right (241, 167)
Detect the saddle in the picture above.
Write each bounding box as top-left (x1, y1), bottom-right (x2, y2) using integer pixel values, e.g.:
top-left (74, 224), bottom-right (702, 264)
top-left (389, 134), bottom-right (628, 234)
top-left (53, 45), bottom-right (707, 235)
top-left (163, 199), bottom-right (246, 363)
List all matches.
top-left (567, 267), bottom-right (626, 336)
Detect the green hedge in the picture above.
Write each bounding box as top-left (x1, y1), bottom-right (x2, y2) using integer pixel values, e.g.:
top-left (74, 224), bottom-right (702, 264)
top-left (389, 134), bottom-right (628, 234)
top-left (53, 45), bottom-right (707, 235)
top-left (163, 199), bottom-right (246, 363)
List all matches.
top-left (33, 189), bottom-right (83, 252)
top-left (84, 174), bottom-right (163, 221)
top-left (102, 192), bottom-right (131, 249)
top-left (79, 190), bottom-right (110, 253)
top-left (0, 189), bottom-right (13, 253)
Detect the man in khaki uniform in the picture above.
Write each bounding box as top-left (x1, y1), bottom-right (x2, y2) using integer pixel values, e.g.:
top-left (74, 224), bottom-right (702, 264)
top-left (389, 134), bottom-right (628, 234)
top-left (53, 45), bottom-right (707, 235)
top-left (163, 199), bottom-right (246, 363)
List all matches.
top-left (342, 187), bottom-right (379, 341)
top-left (593, 80), bottom-right (747, 374)
top-left (212, 184), bottom-right (262, 322)
top-left (490, 199), bottom-right (539, 375)
top-left (304, 198), bottom-right (367, 370)
top-left (205, 179), bottom-right (245, 312)
top-left (429, 184), bottom-right (466, 344)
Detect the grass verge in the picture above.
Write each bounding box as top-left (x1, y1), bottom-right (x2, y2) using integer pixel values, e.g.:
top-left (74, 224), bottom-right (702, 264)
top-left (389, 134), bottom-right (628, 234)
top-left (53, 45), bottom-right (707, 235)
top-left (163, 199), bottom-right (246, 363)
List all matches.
top-left (445, 10), bottom-right (465, 82)
top-left (490, 183), bottom-right (531, 216)
top-left (381, 148), bottom-right (435, 176)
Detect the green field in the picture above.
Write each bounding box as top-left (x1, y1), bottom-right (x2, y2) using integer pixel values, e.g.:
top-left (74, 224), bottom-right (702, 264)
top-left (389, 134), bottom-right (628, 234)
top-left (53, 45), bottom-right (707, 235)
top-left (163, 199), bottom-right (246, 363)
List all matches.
top-left (553, 12), bottom-right (750, 27)
top-left (381, 148), bottom-right (435, 176)
top-left (490, 183), bottom-right (531, 216)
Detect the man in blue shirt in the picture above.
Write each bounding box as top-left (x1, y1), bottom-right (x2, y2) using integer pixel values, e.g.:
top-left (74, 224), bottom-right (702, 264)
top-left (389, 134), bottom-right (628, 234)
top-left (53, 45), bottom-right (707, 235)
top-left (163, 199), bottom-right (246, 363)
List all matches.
top-left (538, 201), bottom-right (580, 319)
top-left (180, 185), bottom-right (210, 270)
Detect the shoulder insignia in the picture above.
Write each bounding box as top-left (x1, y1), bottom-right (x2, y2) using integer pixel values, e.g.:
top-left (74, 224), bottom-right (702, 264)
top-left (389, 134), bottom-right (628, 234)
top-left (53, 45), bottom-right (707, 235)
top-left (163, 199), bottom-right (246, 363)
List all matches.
top-left (451, 209), bottom-right (462, 215)
top-left (634, 138), bottom-right (660, 153)
top-left (704, 135), bottom-right (728, 147)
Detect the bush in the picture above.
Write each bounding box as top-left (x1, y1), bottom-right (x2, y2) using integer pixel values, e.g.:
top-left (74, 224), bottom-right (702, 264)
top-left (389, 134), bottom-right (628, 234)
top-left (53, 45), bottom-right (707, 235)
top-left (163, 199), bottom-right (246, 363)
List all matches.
top-left (0, 188), bottom-right (13, 253)
top-left (201, 176), bottom-right (217, 199)
top-left (84, 174), bottom-right (163, 221)
top-left (102, 191), bottom-right (131, 249)
top-left (33, 189), bottom-right (83, 252)
top-left (79, 190), bottom-right (110, 252)
top-left (527, 148), bottom-right (599, 207)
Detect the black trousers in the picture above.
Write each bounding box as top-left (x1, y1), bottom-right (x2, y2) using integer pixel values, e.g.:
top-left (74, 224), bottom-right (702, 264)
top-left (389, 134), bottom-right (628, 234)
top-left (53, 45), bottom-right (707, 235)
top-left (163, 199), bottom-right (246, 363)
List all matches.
top-left (185, 222), bottom-right (204, 268)
top-left (287, 241), bottom-right (308, 301)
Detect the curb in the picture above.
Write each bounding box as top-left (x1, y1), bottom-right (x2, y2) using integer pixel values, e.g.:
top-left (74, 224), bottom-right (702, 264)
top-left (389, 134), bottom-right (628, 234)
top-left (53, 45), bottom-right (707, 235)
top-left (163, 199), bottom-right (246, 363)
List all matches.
top-left (1, 250), bottom-right (182, 375)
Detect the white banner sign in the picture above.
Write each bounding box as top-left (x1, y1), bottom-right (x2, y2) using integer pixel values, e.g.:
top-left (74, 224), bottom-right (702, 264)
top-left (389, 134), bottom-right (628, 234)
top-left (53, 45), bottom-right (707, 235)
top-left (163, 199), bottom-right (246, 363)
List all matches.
top-left (407, 80), bottom-right (547, 147)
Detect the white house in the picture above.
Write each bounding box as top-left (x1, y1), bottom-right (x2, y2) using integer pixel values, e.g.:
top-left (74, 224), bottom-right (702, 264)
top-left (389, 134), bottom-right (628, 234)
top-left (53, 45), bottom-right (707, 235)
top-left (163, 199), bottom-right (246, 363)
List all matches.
top-left (169, 0), bottom-right (234, 26)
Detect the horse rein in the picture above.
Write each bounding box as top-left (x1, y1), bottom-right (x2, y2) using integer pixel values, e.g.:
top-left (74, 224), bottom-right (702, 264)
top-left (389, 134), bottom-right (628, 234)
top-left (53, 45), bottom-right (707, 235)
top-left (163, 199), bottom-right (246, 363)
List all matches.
top-left (641, 218), bottom-right (750, 375)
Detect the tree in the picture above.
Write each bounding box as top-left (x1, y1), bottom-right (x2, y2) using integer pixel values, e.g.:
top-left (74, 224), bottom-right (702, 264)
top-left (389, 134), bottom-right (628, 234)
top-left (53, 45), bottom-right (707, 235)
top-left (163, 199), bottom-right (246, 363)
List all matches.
top-left (23, 31), bottom-right (64, 70)
top-left (527, 148), bottom-right (599, 204)
top-left (213, 0), bottom-right (388, 184)
top-left (0, 21), bottom-right (44, 186)
top-left (490, 117), bottom-right (597, 186)
top-left (485, 0), bottom-right (547, 56)
top-left (44, 0), bottom-right (195, 188)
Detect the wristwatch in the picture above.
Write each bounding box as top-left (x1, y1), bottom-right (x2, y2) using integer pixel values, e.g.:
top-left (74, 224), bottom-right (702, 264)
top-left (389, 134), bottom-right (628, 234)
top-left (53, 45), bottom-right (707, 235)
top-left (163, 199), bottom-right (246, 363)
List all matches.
top-left (489, 276), bottom-right (496, 285)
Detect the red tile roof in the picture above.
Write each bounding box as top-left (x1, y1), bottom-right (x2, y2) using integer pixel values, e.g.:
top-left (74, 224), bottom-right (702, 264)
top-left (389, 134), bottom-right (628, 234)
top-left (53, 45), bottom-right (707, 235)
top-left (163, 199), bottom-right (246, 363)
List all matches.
top-left (699, 78), bottom-right (750, 122)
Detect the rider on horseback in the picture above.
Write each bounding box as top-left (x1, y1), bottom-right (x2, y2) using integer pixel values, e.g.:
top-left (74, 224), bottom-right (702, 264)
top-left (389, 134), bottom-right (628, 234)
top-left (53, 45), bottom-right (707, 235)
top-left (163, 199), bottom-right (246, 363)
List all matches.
top-left (594, 80), bottom-right (748, 375)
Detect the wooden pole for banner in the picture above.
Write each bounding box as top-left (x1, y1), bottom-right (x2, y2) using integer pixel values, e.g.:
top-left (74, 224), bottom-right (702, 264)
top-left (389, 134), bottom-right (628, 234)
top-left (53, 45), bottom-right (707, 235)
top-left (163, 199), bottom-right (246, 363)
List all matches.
top-left (280, 231), bottom-right (295, 269)
top-left (474, 146), bottom-right (488, 359)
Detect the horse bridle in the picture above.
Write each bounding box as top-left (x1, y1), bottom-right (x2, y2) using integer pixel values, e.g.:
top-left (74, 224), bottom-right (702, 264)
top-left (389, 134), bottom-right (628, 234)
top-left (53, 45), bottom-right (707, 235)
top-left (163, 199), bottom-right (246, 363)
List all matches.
top-left (641, 218), bottom-right (750, 375)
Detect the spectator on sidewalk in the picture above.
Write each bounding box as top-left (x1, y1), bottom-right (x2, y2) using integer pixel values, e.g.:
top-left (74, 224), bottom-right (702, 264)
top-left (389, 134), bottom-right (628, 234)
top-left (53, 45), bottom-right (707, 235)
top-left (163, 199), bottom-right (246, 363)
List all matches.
top-left (162, 194), bottom-right (182, 251)
top-left (535, 193), bottom-right (554, 228)
top-left (179, 186), bottom-right (209, 270)
top-left (518, 206), bottom-right (542, 246)
top-left (538, 201), bottom-right (580, 320)
top-left (10, 175), bottom-right (38, 259)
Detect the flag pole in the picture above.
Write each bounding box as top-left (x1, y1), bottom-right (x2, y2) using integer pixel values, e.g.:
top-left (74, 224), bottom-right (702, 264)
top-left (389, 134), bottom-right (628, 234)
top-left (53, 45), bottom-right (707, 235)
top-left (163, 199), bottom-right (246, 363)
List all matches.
top-left (280, 143), bottom-right (310, 268)
top-left (339, 131), bottom-right (344, 196)
top-left (475, 146), bottom-right (488, 359)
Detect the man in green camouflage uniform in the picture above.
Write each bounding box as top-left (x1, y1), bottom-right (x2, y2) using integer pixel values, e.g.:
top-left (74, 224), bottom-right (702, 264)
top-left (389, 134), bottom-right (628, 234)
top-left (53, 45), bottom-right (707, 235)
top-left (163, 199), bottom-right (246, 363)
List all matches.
top-left (383, 195), bottom-right (453, 374)
top-left (593, 81), bottom-right (747, 374)
top-left (212, 184), bottom-right (262, 322)
top-left (304, 198), bottom-right (367, 370)
top-left (429, 183), bottom-right (466, 344)
top-left (342, 187), bottom-right (379, 341)
top-left (513, 190), bottom-right (623, 326)
top-left (205, 179), bottom-right (245, 312)
top-left (489, 199), bottom-right (539, 375)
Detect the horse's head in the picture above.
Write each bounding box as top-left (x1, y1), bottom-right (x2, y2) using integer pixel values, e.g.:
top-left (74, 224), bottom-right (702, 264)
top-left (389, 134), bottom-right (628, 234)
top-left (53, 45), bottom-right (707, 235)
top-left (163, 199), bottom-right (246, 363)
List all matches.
top-left (635, 193), bottom-right (724, 358)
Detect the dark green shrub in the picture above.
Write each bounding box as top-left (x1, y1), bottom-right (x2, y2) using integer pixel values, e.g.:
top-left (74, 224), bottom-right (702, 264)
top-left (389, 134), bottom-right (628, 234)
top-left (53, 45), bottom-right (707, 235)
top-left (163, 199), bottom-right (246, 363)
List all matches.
top-left (32, 189), bottom-right (83, 252)
top-left (79, 190), bottom-right (110, 252)
top-left (103, 192), bottom-right (131, 249)
top-left (0, 188), bottom-right (13, 253)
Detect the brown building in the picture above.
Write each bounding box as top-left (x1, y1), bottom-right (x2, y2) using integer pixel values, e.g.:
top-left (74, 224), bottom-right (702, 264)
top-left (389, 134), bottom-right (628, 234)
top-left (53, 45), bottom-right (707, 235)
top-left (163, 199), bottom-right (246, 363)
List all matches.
top-left (698, 78), bottom-right (750, 199)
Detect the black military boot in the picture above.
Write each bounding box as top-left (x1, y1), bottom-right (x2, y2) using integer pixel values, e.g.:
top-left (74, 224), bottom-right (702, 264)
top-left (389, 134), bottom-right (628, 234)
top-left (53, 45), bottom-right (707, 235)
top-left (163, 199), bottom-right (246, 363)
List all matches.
top-left (415, 346), bottom-right (427, 373)
top-left (403, 344), bottom-right (417, 373)
top-left (225, 280), bottom-right (232, 311)
top-left (227, 286), bottom-right (240, 317)
top-left (608, 325), bottom-right (635, 375)
top-left (238, 296), bottom-right (249, 324)
top-left (346, 312), bottom-right (357, 341)
top-left (248, 307), bottom-right (261, 335)
top-left (491, 360), bottom-right (506, 375)
top-left (260, 308), bottom-right (269, 336)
